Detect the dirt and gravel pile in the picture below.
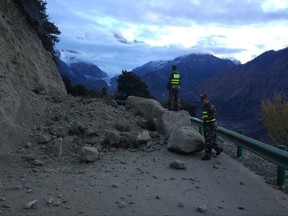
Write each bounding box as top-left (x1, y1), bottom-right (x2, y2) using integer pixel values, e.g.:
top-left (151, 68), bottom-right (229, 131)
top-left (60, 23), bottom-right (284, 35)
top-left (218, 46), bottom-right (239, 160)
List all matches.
top-left (8, 92), bottom-right (167, 163)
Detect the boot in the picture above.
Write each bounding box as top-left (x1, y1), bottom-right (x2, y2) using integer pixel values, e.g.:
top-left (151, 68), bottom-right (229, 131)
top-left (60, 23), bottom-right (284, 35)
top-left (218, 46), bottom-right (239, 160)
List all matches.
top-left (201, 155), bottom-right (211, 161)
top-left (216, 148), bottom-right (224, 156)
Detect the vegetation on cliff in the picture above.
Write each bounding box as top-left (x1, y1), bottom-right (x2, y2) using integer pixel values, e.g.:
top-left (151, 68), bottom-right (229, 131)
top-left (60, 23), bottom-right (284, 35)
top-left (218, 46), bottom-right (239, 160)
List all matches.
top-left (15, 0), bottom-right (60, 56)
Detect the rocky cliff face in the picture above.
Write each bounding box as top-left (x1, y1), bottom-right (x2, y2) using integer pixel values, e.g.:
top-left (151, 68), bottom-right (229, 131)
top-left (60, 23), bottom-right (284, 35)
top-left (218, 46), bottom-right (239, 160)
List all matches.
top-left (0, 0), bottom-right (66, 150)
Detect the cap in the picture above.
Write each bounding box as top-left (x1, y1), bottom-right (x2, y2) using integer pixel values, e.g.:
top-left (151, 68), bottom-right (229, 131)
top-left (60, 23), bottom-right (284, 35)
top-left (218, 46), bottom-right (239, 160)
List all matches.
top-left (172, 65), bottom-right (177, 70)
top-left (200, 93), bottom-right (209, 100)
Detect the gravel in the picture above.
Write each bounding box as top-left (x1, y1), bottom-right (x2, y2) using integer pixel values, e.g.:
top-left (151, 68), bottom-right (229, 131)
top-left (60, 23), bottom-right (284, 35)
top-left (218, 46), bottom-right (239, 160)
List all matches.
top-left (224, 139), bottom-right (288, 193)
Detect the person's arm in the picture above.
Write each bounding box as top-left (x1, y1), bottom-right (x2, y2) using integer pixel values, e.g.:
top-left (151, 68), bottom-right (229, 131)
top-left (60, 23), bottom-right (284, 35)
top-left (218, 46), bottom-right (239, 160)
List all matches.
top-left (209, 104), bottom-right (217, 120)
top-left (167, 73), bottom-right (172, 89)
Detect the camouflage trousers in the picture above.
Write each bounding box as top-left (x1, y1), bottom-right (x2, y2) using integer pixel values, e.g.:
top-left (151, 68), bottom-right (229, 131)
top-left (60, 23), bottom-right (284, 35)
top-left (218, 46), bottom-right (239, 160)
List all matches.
top-left (203, 123), bottom-right (220, 156)
top-left (168, 86), bottom-right (180, 111)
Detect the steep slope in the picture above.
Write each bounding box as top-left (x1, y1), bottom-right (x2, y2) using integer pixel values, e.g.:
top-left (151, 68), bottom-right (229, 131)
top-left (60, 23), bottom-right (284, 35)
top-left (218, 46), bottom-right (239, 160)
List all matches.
top-left (133, 54), bottom-right (236, 101)
top-left (194, 48), bottom-right (288, 139)
top-left (0, 1), bottom-right (66, 150)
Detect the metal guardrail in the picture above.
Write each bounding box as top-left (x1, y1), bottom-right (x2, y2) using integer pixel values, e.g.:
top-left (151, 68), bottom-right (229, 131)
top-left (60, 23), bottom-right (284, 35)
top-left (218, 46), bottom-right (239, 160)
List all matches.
top-left (191, 117), bottom-right (288, 185)
top-left (116, 100), bottom-right (126, 106)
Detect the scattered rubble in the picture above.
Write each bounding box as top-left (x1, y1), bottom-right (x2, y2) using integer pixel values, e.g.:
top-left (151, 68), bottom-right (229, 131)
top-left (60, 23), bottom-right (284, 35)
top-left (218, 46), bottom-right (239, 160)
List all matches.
top-left (52, 200), bottom-right (61, 206)
top-left (115, 121), bottom-right (130, 132)
top-left (53, 138), bottom-right (63, 157)
top-left (197, 205), bottom-right (207, 213)
top-left (79, 147), bottom-right (99, 162)
top-left (47, 198), bottom-right (54, 207)
top-left (170, 160), bottom-right (187, 170)
top-left (23, 200), bottom-right (38, 209)
top-left (112, 184), bottom-right (119, 188)
top-left (119, 201), bottom-right (126, 208)
top-left (178, 202), bottom-right (184, 208)
top-left (2, 204), bottom-right (10, 209)
top-left (33, 160), bottom-right (44, 166)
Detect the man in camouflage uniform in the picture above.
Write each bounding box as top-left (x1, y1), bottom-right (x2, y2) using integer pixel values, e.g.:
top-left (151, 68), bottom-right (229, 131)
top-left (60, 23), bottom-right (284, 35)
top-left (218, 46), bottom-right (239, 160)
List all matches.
top-left (167, 65), bottom-right (181, 111)
top-left (200, 93), bottom-right (223, 160)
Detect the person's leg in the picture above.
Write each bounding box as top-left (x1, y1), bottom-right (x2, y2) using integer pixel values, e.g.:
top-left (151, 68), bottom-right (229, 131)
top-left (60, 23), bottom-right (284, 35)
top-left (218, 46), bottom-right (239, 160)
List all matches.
top-left (168, 89), bottom-right (173, 111)
top-left (174, 89), bottom-right (179, 111)
top-left (211, 125), bottom-right (223, 155)
top-left (202, 127), bottom-right (213, 160)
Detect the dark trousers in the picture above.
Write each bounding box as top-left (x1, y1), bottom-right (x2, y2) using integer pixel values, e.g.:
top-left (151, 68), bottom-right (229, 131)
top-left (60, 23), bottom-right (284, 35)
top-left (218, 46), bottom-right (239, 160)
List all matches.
top-left (168, 86), bottom-right (180, 111)
top-left (204, 123), bottom-right (220, 156)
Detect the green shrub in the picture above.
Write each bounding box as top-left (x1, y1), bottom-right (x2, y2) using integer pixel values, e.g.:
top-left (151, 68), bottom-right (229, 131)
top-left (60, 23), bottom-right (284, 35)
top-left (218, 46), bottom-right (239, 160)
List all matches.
top-left (261, 94), bottom-right (288, 147)
top-left (116, 70), bottom-right (152, 100)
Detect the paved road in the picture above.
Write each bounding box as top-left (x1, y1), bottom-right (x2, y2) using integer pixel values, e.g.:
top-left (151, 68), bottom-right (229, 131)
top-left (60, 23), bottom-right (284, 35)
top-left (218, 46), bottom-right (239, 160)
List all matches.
top-left (0, 147), bottom-right (287, 216)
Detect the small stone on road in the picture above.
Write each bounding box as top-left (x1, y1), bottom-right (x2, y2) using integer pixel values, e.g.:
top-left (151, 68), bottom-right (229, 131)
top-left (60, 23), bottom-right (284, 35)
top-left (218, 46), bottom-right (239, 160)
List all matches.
top-left (170, 160), bottom-right (187, 170)
top-left (23, 200), bottom-right (38, 209)
top-left (197, 205), bottom-right (207, 213)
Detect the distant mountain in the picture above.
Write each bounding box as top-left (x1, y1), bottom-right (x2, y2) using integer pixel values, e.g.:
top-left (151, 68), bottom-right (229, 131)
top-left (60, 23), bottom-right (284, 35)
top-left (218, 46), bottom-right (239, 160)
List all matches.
top-left (194, 47), bottom-right (288, 140)
top-left (69, 62), bottom-right (107, 80)
top-left (133, 54), bottom-right (237, 101)
top-left (55, 50), bottom-right (109, 90)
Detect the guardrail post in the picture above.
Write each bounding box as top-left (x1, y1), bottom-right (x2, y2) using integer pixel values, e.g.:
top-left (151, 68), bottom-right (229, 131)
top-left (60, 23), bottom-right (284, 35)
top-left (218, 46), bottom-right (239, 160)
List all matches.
top-left (277, 145), bottom-right (286, 186)
top-left (199, 126), bottom-right (203, 135)
top-left (236, 130), bottom-right (244, 159)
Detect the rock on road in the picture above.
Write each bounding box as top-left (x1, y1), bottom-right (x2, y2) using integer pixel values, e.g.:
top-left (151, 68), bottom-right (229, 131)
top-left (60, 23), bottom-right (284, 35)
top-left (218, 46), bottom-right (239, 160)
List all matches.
top-left (0, 147), bottom-right (287, 216)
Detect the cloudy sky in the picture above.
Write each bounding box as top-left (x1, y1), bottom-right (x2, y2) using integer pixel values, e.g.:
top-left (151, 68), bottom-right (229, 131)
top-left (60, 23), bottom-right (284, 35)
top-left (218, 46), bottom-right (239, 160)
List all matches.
top-left (46, 0), bottom-right (288, 75)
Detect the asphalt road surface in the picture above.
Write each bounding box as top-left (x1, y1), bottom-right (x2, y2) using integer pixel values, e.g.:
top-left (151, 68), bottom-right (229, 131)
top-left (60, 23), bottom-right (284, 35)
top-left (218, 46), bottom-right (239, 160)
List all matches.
top-left (0, 147), bottom-right (287, 216)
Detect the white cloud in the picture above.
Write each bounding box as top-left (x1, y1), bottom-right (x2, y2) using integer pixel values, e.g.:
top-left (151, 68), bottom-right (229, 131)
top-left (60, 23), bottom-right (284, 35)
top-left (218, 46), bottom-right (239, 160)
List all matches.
top-left (46, 0), bottom-right (288, 75)
top-left (262, 0), bottom-right (288, 11)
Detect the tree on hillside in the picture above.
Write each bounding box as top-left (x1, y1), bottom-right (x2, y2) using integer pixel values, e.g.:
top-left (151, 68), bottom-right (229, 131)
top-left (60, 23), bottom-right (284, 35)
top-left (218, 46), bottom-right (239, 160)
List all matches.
top-left (180, 102), bottom-right (197, 117)
top-left (74, 84), bottom-right (87, 97)
top-left (61, 76), bottom-right (74, 95)
top-left (15, 0), bottom-right (61, 56)
top-left (117, 70), bottom-right (152, 100)
top-left (261, 94), bottom-right (288, 147)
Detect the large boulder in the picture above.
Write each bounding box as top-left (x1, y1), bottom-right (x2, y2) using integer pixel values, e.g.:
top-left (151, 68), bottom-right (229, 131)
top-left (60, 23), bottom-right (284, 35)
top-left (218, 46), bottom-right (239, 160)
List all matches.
top-left (126, 96), bottom-right (164, 120)
top-left (170, 160), bottom-right (187, 169)
top-left (53, 138), bottom-right (63, 157)
top-left (156, 111), bottom-right (191, 135)
top-left (114, 121), bottom-right (130, 132)
top-left (135, 130), bottom-right (151, 144)
top-left (79, 146), bottom-right (99, 162)
top-left (103, 132), bottom-right (121, 146)
top-left (167, 127), bottom-right (204, 154)
top-left (103, 130), bottom-right (151, 148)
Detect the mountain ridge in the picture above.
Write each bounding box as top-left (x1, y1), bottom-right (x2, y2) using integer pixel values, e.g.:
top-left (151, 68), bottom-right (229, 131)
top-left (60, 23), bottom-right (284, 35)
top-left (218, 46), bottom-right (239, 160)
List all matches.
top-left (194, 47), bottom-right (288, 140)
top-left (133, 53), bottom-right (237, 101)
top-left (56, 51), bottom-right (109, 90)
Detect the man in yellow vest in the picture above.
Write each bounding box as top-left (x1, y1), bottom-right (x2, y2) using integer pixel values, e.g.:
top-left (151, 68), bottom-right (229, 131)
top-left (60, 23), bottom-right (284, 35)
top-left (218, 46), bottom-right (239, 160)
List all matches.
top-left (200, 93), bottom-right (223, 160)
top-left (167, 65), bottom-right (181, 111)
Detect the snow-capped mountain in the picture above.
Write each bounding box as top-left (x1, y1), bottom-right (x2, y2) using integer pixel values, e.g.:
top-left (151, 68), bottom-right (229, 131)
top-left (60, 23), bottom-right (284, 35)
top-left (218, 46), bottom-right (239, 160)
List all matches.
top-left (133, 60), bottom-right (167, 76)
top-left (132, 53), bottom-right (238, 101)
top-left (56, 49), bottom-right (119, 78)
top-left (55, 50), bottom-right (109, 90)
